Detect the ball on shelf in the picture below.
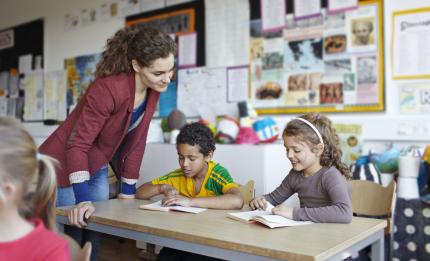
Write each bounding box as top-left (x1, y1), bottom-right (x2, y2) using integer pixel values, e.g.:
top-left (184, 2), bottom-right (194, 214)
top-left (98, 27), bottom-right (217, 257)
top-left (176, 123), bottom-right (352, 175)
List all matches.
top-left (215, 116), bottom-right (240, 144)
top-left (253, 117), bottom-right (279, 143)
top-left (167, 109), bottom-right (187, 130)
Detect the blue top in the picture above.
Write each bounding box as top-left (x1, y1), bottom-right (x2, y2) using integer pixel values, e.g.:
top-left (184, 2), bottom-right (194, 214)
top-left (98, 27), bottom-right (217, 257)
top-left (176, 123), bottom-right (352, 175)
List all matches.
top-left (130, 100), bottom-right (147, 127)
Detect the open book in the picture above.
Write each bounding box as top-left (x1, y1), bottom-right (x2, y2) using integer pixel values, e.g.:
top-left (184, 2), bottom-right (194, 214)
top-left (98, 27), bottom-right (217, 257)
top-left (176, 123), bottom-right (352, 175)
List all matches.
top-left (227, 202), bottom-right (313, 228)
top-left (139, 200), bottom-right (207, 214)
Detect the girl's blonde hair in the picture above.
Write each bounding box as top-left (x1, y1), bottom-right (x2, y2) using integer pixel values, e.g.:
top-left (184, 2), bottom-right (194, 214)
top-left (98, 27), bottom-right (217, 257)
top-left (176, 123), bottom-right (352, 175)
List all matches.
top-left (283, 113), bottom-right (351, 180)
top-left (0, 117), bottom-right (58, 230)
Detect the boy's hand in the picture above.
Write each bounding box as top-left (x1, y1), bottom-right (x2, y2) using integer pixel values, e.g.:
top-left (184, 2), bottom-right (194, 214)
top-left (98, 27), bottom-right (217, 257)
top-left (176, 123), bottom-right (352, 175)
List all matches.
top-left (161, 194), bottom-right (191, 207)
top-left (272, 205), bottom-right (293, 219)
top-left (249, 196), bottom-right (268, 210)
top-left (159, 184), bottom-right (179, 197)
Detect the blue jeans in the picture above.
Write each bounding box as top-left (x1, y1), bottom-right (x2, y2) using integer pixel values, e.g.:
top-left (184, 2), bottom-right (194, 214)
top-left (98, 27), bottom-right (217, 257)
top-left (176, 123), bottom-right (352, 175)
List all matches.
top-left (57, 165), bottom-right (109, 261)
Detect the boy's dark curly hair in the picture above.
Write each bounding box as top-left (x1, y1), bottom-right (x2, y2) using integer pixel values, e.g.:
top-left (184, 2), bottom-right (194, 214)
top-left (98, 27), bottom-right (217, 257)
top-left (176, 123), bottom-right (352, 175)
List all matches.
top-left (176, 122), bottom-right (216, 156)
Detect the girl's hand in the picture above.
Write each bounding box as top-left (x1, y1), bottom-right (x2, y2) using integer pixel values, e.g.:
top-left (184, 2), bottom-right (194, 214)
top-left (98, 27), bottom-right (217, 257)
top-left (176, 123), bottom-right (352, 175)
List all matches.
top-left (161, 194), bottom-right (191, 207)
top-left (272, 205), bottom-right (293, 219)
top-left (68, 201), bottom-right (95, 228)
top-left (249, 196), bottom-right (268, 210)
top-left (160, 184), bottom-right (179, 197)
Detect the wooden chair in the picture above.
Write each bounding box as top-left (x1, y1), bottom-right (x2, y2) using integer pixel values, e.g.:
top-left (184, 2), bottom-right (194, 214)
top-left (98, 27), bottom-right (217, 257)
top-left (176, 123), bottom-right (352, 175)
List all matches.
top-left (350, 180), bottom-right (396, 235)
top-left (349, 180), bottom-right (396, 260)
top-left (239, 180), bottom-right (255, 205)
top-left (60, 234), bottom-right (92, 261)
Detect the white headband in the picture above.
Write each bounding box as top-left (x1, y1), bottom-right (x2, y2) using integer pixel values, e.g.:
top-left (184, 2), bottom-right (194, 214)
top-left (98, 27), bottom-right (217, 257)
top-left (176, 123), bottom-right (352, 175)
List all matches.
top-left (294, 118), bottom-right (324, 144)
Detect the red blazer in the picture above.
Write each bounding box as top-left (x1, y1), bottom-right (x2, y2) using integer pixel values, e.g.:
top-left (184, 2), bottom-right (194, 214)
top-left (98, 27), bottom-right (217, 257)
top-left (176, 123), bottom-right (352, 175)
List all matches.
top-left (39, 73), bottom-right (159, 187)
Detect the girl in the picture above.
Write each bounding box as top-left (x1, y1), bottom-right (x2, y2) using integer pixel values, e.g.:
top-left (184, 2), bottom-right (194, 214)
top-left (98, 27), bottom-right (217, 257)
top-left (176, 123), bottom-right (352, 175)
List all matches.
top-left (39, 26), bottom-right (176, 260)
top-left (250, 113), bottom-right (352, 223)
top-left (0, 117), bottom-right (69, 260)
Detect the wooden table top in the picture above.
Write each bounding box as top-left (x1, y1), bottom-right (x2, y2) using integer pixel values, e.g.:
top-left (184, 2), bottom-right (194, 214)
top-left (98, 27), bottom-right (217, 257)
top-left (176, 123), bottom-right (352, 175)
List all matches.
top-left (57, 199), bottom-right (386, 261)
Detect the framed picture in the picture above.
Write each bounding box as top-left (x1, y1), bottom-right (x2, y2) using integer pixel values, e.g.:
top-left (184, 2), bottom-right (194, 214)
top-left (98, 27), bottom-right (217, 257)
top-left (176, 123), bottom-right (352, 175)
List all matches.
top-left (392, 6), bottom-right (430, 80)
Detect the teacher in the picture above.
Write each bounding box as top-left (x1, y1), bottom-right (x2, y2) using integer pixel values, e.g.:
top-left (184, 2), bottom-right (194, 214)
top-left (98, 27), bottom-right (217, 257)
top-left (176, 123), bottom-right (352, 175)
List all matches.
top-left (39, 25), bottom-right (176, 260)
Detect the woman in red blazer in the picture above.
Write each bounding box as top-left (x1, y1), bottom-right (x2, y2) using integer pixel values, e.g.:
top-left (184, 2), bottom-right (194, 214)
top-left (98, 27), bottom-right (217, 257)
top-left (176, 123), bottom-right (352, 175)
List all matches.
top-left (39, 26), bottom-right (176, 260)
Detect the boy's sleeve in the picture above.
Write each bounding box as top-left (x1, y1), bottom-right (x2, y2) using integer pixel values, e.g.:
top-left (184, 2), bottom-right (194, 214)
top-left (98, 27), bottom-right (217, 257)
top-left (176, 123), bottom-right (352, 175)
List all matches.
top-left (222, 182), bottom-right (239, 193)
top-left (151, 177), bottom-right (168, 185)
top-left (151, 169), bottom-right (182, 185)
top-left (208, 165), bottom-right (238, 195)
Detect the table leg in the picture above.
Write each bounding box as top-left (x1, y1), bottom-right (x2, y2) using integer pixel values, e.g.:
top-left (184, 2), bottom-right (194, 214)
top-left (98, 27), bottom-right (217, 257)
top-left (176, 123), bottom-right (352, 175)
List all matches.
top-left (370, 232), bottom-right (384, 261)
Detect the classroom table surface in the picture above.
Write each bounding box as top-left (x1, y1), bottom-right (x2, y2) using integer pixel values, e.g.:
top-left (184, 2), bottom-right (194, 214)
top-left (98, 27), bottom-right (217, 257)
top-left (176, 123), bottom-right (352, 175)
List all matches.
top-left (56, 199), bottom-right (386, 261)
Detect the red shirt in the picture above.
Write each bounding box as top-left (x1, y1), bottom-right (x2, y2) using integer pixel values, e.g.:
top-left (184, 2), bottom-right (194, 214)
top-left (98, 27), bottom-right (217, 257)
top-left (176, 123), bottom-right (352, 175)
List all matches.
top-left (0, 219), bottom-right (69, 261)
top-left (39, 73), bottom-right (159, 187)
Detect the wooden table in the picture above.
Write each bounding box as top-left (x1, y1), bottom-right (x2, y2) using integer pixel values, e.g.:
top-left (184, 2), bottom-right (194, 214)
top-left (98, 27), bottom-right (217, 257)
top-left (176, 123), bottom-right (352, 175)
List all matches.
top-left (56, 199), bottom-right (386, 261)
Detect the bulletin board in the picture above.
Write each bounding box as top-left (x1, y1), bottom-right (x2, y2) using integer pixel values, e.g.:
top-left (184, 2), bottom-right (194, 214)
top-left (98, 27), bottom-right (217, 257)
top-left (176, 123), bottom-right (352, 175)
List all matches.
top-left (125, 0), bottom-right (205, 66)
top-left (0, 19), bottom-right (43, 71)
top-left (249, 0), bottom-right (384, 114)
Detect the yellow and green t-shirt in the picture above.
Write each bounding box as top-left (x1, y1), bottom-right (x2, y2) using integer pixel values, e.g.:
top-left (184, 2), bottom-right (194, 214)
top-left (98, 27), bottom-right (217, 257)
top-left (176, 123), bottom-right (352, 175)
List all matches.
top-left (151, 161), bottom-right (238, 198)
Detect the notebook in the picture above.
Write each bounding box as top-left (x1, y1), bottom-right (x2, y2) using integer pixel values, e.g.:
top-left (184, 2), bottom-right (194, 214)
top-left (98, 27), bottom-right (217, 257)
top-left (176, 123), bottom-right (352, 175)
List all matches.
top-left (139, 200), bottom-right (207, 214)
top-left (227, 202), bottom-right (313, 228)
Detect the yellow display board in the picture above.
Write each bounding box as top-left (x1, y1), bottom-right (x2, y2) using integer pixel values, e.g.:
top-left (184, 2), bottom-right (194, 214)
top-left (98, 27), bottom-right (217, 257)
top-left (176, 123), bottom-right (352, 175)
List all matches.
top-left (250, 0), bottom-right (384, 114)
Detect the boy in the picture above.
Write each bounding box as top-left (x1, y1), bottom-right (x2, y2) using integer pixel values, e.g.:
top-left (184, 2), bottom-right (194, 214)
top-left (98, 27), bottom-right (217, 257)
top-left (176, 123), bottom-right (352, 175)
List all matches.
top-left (136, 122), bottom-right (243, 209)
top-left (136, 122), bottom-right (243, 261)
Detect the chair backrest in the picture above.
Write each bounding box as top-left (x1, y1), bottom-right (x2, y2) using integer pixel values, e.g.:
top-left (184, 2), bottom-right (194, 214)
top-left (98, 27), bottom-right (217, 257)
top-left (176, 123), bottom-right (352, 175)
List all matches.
top-left (350, 180), bottom-right (396, 235)
top-left (60, 234), bottom-right (92, 261)
top-left (239, 180), bottom-right (255, 205)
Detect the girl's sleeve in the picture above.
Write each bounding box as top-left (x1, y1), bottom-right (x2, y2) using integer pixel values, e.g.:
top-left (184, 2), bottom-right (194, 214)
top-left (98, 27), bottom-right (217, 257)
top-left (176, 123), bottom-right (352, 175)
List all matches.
top-left (264, 172), bottom-right (295, 206)
top-left (293, 170), bottom-right (352, 223)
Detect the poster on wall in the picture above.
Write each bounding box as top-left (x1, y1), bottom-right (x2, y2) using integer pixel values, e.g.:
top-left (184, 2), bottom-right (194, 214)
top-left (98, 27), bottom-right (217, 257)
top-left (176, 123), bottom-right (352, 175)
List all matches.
top-left (334, 123), bottom-right (362, 166)
top-left (65, 53), bottom-right (101, 112)
top-left (177, 67), bottom-right (238, 120)
top-left (399, 82), bottom-right (430, 114)
top-left (249, 0), bottom-right (384, 114)
top-left (0, 30), bottom-right (14, 50)
top-left (22, 71), bottom-right (44, 121)
top-left (392, 7), bottom-right (430, 80)
top-left (44, 70), bottom-right (67, 121)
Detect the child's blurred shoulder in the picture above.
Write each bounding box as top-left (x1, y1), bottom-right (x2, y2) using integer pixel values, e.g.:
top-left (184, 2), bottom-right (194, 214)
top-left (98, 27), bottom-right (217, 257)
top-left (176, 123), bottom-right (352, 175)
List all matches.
top-left (30, 219), bottom-right (68, 249)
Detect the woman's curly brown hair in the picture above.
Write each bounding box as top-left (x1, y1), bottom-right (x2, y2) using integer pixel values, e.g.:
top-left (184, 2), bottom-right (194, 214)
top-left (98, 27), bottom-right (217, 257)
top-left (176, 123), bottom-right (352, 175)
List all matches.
top-left (283, 113), bottom-right (351, 180)
top-left (95, 25), bottom-right (177, 79)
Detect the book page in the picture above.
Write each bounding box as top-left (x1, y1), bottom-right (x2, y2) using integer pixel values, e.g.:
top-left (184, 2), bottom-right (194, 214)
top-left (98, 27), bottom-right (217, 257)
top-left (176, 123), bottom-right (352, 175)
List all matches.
top-left (228, 209), bottom-right (271, 222)
top-left (139, 200), bottom-right (207, 214)
top-left (227, 202), bottom-right (275, 221)
top-left (253, 215), bottom-right (313, 228)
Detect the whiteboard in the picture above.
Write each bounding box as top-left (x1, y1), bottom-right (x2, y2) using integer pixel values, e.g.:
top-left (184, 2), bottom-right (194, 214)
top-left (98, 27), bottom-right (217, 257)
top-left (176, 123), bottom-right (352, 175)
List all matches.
top-left (177, 67), bottom-right (238, 119)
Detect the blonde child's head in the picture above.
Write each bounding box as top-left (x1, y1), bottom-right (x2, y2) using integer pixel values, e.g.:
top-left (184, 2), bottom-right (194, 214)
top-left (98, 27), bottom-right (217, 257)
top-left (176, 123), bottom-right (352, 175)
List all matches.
top-left (0, 117), bottom-right (58, 230)
top-left (283, 113), bottom-right (351, 179)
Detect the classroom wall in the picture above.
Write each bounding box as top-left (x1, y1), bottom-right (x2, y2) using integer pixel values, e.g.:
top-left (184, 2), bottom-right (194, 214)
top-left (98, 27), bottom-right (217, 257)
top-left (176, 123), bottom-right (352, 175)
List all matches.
top-left (1, 0), bottom-right (429, 148)
top-left (0, 0), bottom-right (124, 71)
